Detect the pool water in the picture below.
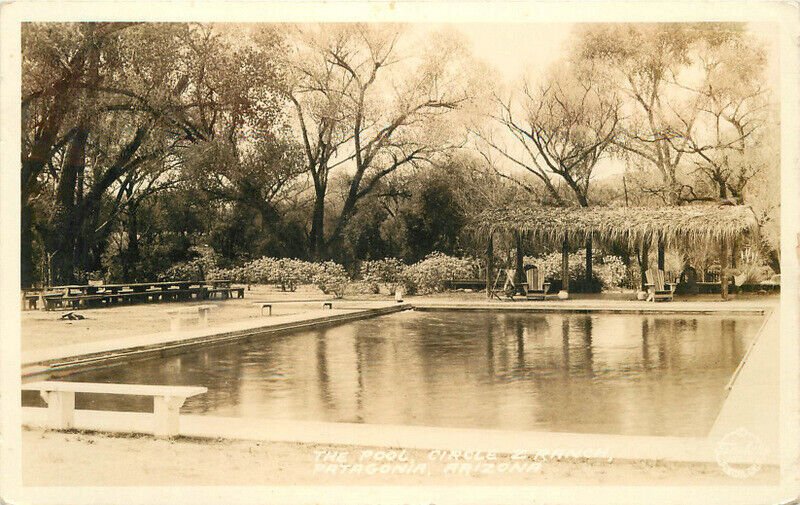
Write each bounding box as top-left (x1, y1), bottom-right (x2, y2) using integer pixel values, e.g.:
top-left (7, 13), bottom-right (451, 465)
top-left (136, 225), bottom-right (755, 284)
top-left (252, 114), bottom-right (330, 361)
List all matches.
top-left (28, 310), bottom-right (763, 436)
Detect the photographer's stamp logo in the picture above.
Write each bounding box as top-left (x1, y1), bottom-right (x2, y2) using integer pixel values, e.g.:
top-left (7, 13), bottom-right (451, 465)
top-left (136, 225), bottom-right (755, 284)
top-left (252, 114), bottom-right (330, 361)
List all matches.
top-left (715, 428), bottom-right (766, 479)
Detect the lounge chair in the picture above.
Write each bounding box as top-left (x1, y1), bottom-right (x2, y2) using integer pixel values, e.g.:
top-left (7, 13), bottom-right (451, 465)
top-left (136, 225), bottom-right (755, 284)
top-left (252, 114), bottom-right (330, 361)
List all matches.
top-left (525, 266), bottom-right (550, 300)
top-left (490, 269), bottom-right (523, 300)
top-left (645, 268), bottom-right (676, 302)
top-left (759, 274), bottom-right (780, 287)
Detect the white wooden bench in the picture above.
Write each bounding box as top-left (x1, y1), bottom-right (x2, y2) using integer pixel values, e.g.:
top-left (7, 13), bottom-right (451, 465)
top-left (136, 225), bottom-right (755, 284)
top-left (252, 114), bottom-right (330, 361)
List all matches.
top-left (252, 302), bottom-right (272, 316)
top-left (166, 304), bottom-right (216, 331)
top-left (22, 381), bottom-right (207, 437)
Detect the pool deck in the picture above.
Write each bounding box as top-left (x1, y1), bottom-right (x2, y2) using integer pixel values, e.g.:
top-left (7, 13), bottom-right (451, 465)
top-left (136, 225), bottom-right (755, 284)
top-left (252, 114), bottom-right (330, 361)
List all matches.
top-left (20, 293), bottom-right (782, 466)
top-left (22, 301), bottom-right (408, 378)
top-left (709, 307), bottom-right (780, 462)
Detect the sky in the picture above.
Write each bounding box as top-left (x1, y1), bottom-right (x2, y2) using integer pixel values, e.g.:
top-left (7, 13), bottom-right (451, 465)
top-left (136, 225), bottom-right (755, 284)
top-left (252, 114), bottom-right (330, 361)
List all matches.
top-left (439, 22), bottom-right (780, 182)
top-left (232, 21), bottom-right (780, 184)
top-left (456, 23), bottom-right (572, 81)
top-left (446, 23), bottom-right (625, 180)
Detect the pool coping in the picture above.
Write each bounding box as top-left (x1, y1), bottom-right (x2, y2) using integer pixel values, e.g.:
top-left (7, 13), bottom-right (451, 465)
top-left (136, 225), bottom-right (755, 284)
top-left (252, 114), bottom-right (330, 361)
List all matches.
top-left (411, 301), bottom-right (769, 316)
top-left (17, 407), bottom-right (775, 466)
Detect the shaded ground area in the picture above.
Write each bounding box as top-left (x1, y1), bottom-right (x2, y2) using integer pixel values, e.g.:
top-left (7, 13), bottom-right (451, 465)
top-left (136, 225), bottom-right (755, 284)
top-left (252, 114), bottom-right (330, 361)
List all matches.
top-left (21, 285), bottom-right (332, 351)
top-left (22, 428), bottom-right (778, 487)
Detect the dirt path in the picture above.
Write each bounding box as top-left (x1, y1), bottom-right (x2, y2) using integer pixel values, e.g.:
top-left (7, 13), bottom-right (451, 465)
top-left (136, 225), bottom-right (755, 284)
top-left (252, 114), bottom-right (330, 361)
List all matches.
top-left (22, 428), bottom-right (778, 487)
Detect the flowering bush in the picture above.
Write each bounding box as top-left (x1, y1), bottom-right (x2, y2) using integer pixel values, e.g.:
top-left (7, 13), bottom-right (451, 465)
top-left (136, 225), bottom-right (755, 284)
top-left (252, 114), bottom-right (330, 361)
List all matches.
top-left (312, 261), bottom-right (349, 298)
top-left (524, 249), bottom-right (627, 291)
top-left (359, 258), bottom-right (405, 294)
top-left (732, 247), bottom-right (773, 285)
top-left (162, 246), bottom-right (221, 281)
top-left (214, 256), bottom-right (350, 294)
top-left (215, 257), bottom-right (316, 290)
top-left (401, 252), bottom-right (479, 294)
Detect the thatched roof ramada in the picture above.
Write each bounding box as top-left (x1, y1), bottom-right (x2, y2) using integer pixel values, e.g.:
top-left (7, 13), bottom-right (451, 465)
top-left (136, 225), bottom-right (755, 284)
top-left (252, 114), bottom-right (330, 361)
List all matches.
top-left (472, 204), bottom-right (759, 247)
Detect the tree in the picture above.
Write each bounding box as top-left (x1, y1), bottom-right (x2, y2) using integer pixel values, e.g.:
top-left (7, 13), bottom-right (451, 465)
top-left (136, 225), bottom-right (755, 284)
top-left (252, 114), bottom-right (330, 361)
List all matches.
top-left (476, 62), bottom-right (620, 285)
top-left (572, 23), bottom-right (712, 205)
top-left (668, 33), bottom-right (769, 202)
top-left (277, 24), bottom-right (476, 259)
top-left (21, 22), bottom-right (290, 285)
top-left (573, 23), bottom-right (775, 275)
top-left (21, 22), bottom-right (136, 286)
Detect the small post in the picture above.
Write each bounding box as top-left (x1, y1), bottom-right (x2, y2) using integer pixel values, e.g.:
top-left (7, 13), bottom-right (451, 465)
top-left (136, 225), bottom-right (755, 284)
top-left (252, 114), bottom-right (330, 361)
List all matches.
top-left (40, 390), bottom-right (75, 430)
top-left (198, 307), bottom-right (209, 326)
top-left (639, 240), bottom-right (650, 291)
top-left (585, 235), bottom-right (593, 287)
top-left (486, 233), bottom-right (494, 299)
top-left (561, 233), bottom-right (569, 297)
top-left (153, 395), bottom-right (186, 437)
top-left (720, 237), bottom-right (729, 300)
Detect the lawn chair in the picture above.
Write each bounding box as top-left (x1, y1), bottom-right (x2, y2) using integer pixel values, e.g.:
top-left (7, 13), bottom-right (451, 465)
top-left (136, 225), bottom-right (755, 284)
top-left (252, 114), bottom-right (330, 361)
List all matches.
top-left (645, 268), bottom-right (676, 302)
top-left (489, 268), bottom-right (522, 300)
top-left (525, 266), bottom-right (550, 300)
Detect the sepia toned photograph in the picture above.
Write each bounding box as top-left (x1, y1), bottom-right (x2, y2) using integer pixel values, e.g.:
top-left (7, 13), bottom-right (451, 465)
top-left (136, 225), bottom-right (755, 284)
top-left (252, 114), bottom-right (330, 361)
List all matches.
top-left (0, 2), bottom-right (798, 504)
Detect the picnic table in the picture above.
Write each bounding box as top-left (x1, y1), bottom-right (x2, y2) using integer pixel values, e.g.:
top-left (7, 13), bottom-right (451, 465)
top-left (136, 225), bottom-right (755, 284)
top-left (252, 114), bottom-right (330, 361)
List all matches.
top-left (26, 279), bottom-right (242, 311)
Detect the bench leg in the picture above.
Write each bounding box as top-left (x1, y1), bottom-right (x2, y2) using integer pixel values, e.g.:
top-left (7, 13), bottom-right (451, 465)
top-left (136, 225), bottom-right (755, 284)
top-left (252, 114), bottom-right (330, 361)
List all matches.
top-left (153, 395), bottom-right (186, 437)
top-left (40, 391), bottom-right (75, 430)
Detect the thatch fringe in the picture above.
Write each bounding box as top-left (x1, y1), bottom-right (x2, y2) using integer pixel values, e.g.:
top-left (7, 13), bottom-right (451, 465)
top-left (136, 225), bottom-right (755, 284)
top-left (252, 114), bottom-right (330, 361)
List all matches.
top-left (471, 205), bottom-right (759, 248)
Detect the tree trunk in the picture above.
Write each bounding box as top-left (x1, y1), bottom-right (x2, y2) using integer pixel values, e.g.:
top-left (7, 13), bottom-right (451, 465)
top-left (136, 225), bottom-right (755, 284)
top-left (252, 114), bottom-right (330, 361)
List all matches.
top-left (50, 126), bottom-right (89, 284)
top-left (639, 240), bottom-right (650, 291)
top-left (20, 201), bottom-right (35, 288)
top-left (310, 187), bottom-right (326, 260)
top-left (657, 233), bottom-right (665, 271)
top-left (123, 204), bottom-right (140, 281)
top-left (486, 234), bottom-right (494, 298)
top-left (585, 236), bottom-right (593, 288)
top-left (719, 179), bottom-right (728, 199)
top-left (514, 231), bottom-right (525, 288)
top-left (561, 233), bottom-right (569, 293)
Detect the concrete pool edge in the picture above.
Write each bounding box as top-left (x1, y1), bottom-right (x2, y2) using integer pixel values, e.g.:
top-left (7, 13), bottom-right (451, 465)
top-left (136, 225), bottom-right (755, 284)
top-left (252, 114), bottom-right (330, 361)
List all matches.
top-left (708, 307), bottom-right (780, 465)
top-left (19, 407), bottom-right (776, 466)
top-left (22, 303), bottom-right (410, 379)
top-left (410, 301), bottom-right (768, 316)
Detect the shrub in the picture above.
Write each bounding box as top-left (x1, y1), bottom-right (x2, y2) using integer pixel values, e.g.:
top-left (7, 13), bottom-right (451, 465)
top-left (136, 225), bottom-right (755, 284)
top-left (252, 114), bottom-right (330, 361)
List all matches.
top-left (524, 249), bottom-right (627, 292)
top-left (732, 247), bottom-right (772, 285)
top-left (213, 256), bottom-right (351, 294)
top-left (162, 246), bottom-right (221, 281)
top-left (360, 258), bottom-right (405, 294)
top-left (401, 252), bottom-right (479, 294)
top-left (312, 261), bottom-right (349, 298)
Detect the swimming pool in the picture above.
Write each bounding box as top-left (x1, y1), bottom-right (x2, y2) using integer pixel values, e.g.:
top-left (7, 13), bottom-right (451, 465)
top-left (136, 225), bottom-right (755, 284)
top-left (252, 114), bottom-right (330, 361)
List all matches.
top-left (29, 310), bottom-right (764, 436)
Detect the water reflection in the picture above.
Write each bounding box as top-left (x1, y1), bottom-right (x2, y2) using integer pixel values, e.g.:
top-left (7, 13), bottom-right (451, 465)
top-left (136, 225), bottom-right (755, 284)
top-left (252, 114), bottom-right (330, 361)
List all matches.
top-left (25, 311), bottom-right (762, 436)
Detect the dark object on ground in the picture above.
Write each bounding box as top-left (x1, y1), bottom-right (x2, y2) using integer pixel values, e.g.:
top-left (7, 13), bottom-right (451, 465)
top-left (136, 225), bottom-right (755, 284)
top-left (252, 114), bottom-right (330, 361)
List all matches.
top-left (445, 279), bottom-right (486, 291)
top-left (59, 312), bottom-right (85, 320)
top-left (678, 266), bottom-right (699, 295)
